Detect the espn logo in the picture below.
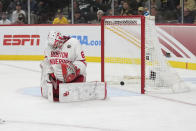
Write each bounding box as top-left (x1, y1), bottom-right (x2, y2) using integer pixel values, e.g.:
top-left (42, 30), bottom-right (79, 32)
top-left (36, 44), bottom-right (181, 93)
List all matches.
top-left (3, 35), bottom-right (40, 46)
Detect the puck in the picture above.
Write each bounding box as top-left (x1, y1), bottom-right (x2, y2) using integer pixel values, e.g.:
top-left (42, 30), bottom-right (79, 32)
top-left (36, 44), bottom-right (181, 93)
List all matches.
top-left (120, 81), bottom-right (125, 86)
top-left (0, 119), bottom-right (5, 124)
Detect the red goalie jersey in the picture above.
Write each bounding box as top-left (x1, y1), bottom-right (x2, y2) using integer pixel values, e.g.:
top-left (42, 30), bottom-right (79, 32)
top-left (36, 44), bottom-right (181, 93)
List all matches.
top-left (42, 31), bottom-right (87, 84)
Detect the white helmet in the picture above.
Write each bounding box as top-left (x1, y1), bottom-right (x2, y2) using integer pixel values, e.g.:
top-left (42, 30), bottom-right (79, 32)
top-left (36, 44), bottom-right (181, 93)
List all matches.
top-left (48, 31), bottom-right (64, 50)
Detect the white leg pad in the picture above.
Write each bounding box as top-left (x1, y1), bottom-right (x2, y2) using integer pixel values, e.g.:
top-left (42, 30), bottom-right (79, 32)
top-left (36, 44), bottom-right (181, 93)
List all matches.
top-left (41, 82), bottom-right (51, 98)
top-left (47, 84), bottom-right (53, 102)
top-left (40, 59), bottom-right (54, 98)
top-left (59, 82), bottom-right (107, 102)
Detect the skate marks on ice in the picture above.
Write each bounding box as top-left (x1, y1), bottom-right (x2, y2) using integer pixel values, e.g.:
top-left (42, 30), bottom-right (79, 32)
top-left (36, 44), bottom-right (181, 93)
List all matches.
top-left (0, 61), bottom-right (40, 73)
top-left (147, 94), bottom-right (196, 107)
top-left (147, 76), bottom-right (196, 107)
top-left (0, 119), bottom-right (123, 131)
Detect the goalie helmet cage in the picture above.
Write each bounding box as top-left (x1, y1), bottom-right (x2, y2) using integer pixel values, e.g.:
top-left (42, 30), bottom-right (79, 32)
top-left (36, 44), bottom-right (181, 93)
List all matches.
top-left (101, 15), bottom-right (189, 94)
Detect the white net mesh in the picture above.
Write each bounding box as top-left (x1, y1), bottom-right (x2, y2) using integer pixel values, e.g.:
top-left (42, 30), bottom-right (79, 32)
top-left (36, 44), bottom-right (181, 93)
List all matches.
top-left (144, 16), bottom-right (189, 93)
top-left (102, 16), bottom-right (189, 94)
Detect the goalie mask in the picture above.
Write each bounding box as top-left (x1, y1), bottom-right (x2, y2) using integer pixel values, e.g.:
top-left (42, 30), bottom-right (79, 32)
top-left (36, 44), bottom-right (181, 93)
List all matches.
top-left (48, 31), bottom-right (64, 50)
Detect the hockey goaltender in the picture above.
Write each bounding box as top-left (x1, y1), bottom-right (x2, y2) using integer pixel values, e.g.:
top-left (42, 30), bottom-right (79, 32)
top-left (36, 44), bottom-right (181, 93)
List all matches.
top-left (40, 31), bottom-right (107, 102)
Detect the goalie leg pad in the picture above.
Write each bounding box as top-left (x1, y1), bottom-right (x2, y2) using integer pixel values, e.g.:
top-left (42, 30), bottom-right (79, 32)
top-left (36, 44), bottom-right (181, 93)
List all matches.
top-left (47, 83), bottom-right (53, 101)
top-left (41, 82), bottom-right (51, 98)
top-left (47, 81), bottom-right (62, 102)
top-left (59, 82), bottom-right (107, 102)
top-left (48, 73), bottom-right (63, 102)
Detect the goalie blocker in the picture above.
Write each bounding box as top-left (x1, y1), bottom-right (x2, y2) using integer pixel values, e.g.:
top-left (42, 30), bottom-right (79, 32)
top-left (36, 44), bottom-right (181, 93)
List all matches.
top-left (48, 81), bottom-right (107, 102)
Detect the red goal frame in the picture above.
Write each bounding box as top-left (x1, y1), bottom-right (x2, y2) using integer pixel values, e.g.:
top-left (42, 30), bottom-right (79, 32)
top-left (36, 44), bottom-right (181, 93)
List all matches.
top-left (100, 15), bottom-right (146, 94)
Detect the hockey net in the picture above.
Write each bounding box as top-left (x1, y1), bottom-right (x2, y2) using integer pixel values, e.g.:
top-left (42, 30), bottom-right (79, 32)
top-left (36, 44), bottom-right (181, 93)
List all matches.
top-left (101, 15), bottom-right (189, 94)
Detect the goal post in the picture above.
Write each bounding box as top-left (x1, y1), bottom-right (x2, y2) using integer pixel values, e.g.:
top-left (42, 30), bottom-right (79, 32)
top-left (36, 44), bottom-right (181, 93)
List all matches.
top-left (101, 15), bottom-right (189, 94)
top-left (101, 15), bottom-right (146, 94)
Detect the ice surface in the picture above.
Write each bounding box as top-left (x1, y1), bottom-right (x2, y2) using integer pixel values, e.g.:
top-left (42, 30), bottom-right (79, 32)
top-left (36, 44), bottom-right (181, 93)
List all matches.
top-left (0, 61), bottom-right (196, 131)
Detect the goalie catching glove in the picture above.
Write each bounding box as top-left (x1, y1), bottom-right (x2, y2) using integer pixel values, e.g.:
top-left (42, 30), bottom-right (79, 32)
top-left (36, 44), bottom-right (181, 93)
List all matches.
top-left (61, 62), bottom-right (80, 82)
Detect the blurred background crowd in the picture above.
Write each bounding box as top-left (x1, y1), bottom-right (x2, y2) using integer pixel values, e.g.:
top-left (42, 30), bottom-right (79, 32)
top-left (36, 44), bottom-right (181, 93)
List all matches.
top-left (0, 0), bottom-right (195, 25)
